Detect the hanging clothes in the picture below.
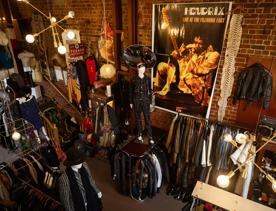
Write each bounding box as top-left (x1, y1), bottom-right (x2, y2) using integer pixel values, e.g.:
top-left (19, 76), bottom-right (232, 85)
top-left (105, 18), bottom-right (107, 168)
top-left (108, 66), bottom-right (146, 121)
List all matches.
top-left (235, 63), bottom-right (272, 109)
top-left (85, 56), bottom-right (97, 86)
top-left (75, 60), bottom-right (90, 111)
top-left (17, 95), bottom-right (43, 130)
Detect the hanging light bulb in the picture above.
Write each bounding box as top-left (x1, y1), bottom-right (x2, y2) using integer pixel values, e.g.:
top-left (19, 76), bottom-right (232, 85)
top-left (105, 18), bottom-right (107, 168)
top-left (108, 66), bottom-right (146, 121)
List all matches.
top-left (217, 171), bottom-right (235, 188)
top-left (12, 130), bottom-right (21, 141)
top-left (25, 34), bottom-right (35, 43)
top-left (217, 175), bottom-right (230, 188)
top-left (57, 44), bottom-right (66, 54)
top-left (161, 22), bottom-right (169, 30)
top-left (66, 30), bottom-right (75, 40)
top-left (67, 11), bottom-right (75, 18)
top-left (50, 17), bottom-right (57, 23)
top-left (272, 180), bottom-right (276, 192)
top-left (100, 64), bottom-right (116, 79)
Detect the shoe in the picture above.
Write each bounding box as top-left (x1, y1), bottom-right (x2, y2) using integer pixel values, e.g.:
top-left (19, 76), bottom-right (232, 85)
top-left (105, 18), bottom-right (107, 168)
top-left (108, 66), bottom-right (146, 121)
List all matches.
top-left (149, 139), bottom-right (155, 145)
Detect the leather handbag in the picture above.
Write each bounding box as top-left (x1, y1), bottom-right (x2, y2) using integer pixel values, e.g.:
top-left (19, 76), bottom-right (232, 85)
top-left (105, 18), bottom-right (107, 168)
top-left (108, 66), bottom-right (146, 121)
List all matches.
top-left (257, 116), bottom-right (276, 138)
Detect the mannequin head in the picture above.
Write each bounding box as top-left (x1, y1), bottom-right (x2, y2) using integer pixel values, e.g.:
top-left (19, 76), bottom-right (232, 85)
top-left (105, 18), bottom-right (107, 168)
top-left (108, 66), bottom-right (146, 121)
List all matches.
top-left (71, 163), bottom-right (83, 172)
top-left (137, 63), bottom-right (146, 78)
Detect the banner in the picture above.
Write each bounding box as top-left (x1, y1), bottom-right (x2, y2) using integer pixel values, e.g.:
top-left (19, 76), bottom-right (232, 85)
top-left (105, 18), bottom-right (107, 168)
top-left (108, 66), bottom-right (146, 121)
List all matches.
top-left (152, 2), bottom-right (232, 117)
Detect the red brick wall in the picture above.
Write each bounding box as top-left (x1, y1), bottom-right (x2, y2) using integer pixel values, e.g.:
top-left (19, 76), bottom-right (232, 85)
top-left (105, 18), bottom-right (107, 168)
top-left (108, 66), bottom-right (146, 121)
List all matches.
top-left (17, 0), bottom-right (276, 127)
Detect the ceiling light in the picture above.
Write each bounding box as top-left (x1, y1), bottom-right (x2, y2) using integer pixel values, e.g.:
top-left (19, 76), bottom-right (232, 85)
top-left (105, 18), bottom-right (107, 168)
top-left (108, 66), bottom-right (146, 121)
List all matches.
top-left (66, 30), bottom-right (75, 39)
top-left (100, 64), bottom-right (116, 79)
top-left (25, 34), bottom-right (35, 43)
top-left (68, 11), bottom-right (75, 18)
top-left (50, 17), bottom-right (57, 23)
top-left (12, 130), bottom-right (21, 141)
top-left (272, 180), bottom-right (276, 193)
top-left (217, 171), bottom-right (235, 188)
top-left (57, 44), bottom-right (66, 54)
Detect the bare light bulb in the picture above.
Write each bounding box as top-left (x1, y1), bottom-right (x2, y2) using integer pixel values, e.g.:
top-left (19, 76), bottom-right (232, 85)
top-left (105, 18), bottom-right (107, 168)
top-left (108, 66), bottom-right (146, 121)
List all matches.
top-left (50, 17), bottom-right (57, 23)
top-left (272, 180), bottom-right (276, 193)
top-left (217, 175), bottom-right (230, 188)
top-left (223, 133), bottom-right (233, 142)
top-left (100, 64), bottom-right (116, 79)
top-left (57, 44), bottom-right (66, 54)
top-left (161, 22), bottom-right (168, 30)
top-left (25, 34), bottom-right (35, 43)
top-left (68, 11), bottom-right (75, 18)
top-left (67, 31), bottom-right (75, 40)
top-left (12, 131), bottom-right (21, 141)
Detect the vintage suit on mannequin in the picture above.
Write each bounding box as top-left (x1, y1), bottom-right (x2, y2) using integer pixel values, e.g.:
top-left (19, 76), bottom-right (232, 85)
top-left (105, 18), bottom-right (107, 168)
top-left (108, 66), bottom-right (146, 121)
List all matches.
top-left (130, 62), bottom-right (154, 144)
top-left (58, 147), bottom-right (102, 211)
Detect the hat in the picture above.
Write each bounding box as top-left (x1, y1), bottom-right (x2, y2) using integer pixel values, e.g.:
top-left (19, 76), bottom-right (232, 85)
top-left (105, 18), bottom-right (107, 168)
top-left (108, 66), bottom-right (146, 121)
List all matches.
top-left (64, 146), bottom-right (87, 166)
top-left (123, 44), bottom-right (156, 69)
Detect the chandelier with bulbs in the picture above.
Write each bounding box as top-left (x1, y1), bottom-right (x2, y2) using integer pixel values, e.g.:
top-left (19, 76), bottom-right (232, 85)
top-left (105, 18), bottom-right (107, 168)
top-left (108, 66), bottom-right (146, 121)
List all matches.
top-left (216, 134), bottom-right (276, 193)
top-left (17, 0), bottom-right (75, 55)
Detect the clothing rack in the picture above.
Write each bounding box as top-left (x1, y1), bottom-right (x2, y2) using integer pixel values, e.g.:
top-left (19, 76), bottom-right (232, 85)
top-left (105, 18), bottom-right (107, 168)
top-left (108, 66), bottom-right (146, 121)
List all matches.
top-left (18, 178), bottom-right (63, 206)
top-left (155, 106), bottom-right (253, 132)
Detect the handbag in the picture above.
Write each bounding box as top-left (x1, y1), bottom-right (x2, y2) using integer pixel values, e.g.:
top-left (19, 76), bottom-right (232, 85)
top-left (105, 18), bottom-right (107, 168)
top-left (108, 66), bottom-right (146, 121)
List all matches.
top-left (257, 116), bottom-right (276, 138)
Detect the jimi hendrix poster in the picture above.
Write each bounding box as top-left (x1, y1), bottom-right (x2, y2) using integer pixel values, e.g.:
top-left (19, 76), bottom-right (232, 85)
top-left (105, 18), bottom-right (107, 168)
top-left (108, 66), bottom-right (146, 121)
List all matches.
top-left (152, 2), bottom-right (232, 117)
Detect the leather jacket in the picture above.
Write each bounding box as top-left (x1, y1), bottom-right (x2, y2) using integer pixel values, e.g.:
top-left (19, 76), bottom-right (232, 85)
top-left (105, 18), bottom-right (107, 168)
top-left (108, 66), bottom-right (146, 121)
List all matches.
top-left (235, 63), bottom-right (273, 109)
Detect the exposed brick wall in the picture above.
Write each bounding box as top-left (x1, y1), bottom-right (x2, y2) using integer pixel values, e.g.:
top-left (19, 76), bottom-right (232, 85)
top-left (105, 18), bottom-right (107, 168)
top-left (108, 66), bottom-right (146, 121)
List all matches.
top-left (17, 0), bottom-right (276, 127)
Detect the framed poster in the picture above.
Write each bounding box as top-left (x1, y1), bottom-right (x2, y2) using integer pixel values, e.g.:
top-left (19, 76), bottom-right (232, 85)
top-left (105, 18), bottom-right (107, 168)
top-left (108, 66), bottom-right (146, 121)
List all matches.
top-left (152, 2), bottom-right (232, 117)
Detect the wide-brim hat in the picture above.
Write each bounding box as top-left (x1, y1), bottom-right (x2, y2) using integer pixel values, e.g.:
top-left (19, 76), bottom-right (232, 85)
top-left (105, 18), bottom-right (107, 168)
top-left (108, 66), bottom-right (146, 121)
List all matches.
top-left (64, 146), bottom-right (87, 166)
top-left (123, 44), bottom-right (156, 69)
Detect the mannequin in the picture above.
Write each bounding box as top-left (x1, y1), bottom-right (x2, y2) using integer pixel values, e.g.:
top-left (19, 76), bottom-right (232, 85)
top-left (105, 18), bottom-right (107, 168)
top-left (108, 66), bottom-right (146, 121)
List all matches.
top-left (18, 50), bottom-right (34, 69)
top-left (16, 89), bottom-right (49, 143)
top-left (58, 147), bottom-right (102, 211)
top-left (130, 62), bottom-right (154, 144)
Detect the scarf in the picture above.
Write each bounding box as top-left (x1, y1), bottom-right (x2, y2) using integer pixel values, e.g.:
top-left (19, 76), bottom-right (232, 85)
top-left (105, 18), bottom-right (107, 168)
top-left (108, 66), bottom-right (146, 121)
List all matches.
top-left (66, 166), bottom-right (102, 211)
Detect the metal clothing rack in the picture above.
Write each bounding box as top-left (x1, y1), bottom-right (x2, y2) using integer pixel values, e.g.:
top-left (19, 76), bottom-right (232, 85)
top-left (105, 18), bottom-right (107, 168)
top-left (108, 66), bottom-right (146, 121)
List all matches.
top-left (155, 106), bottom-right (253, 132)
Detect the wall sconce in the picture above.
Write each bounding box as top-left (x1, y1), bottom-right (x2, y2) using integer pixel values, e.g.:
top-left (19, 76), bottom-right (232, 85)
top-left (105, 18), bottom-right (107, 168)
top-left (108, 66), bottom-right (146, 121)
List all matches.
top-left (17, 0), bottom-right (75, 55)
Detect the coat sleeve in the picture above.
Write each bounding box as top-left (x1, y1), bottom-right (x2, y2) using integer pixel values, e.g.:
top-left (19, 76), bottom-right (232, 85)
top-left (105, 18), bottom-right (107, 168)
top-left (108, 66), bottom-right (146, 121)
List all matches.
top-left (234, 70), bottom-right (246, 104)
top-left (83, 162), bottom-right (101, 194)
top-left (129, 78), bottom-right (134, 105)
top-left (58, 173), bottom-right (75, 211)
top-left (262, 72), bottom-right (273, 109)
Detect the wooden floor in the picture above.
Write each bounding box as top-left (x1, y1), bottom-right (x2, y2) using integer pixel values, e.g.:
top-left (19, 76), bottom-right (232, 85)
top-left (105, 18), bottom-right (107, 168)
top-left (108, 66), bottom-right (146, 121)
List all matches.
top-left (86, 158), bottom-right (185, 211)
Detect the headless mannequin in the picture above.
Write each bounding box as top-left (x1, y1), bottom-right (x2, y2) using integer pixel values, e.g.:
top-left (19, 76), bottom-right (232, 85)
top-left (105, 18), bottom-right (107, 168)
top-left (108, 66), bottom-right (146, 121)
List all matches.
top-left (16, 93), bottom-right (49, 143)
top-left (130, 63), bottom-right (154, 144)
top-left (18, 50), bottom-right (34, 68)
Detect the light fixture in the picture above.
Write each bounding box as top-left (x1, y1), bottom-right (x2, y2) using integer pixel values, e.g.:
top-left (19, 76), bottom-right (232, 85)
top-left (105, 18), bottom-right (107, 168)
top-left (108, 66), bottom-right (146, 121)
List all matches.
top-left (57, 44), bottom-right (66, 54)
top-left (223, 133), bottom-right (238, 147)
top-left (68, 11), bottom-right (75, 18)
top-left (235, 133), bottom-right (248, 144)
top-left (50, 17), bottom-right (57, 23)
top-left (272, 180), bottom-right (276, 193)
top-left (161, 22), bottom-right (169, 30)
top-left (216, 171), bottom-right (235, 188)
top-left (219, 135), bottom-right (276, 192)
top-left (17, 0), bottom-right (75, 54)
top-left (100, 64), bottom-right (116, 79)
top-left (11, 130), bottom-right (21, 141)
top-left (25, 34), bottom-right (35, 43)
top-left (66, 30), bottom-right (75, 40)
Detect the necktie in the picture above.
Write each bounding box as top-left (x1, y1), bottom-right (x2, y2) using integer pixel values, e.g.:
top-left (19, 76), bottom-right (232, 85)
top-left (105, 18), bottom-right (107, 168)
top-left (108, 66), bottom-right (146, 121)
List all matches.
top-left (74, 171), bottom-right (87, 209)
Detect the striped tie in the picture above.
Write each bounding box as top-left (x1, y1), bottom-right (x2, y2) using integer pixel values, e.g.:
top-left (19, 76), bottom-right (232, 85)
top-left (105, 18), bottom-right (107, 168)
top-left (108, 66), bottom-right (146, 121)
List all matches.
top-left (74, 171), bottom-right (87, 209)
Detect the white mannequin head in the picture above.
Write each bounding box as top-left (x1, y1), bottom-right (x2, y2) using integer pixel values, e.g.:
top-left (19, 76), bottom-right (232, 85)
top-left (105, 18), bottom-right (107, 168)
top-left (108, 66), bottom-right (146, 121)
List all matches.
top-left (137, 63), bottom-right (146, 78)
top-left (71, 163), bottom-right (83, 172)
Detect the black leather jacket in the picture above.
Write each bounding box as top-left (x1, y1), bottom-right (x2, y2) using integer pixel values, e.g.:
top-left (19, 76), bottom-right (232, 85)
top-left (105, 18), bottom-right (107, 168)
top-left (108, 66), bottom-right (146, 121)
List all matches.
top-left (235, 63), bottom-right (273, 109)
